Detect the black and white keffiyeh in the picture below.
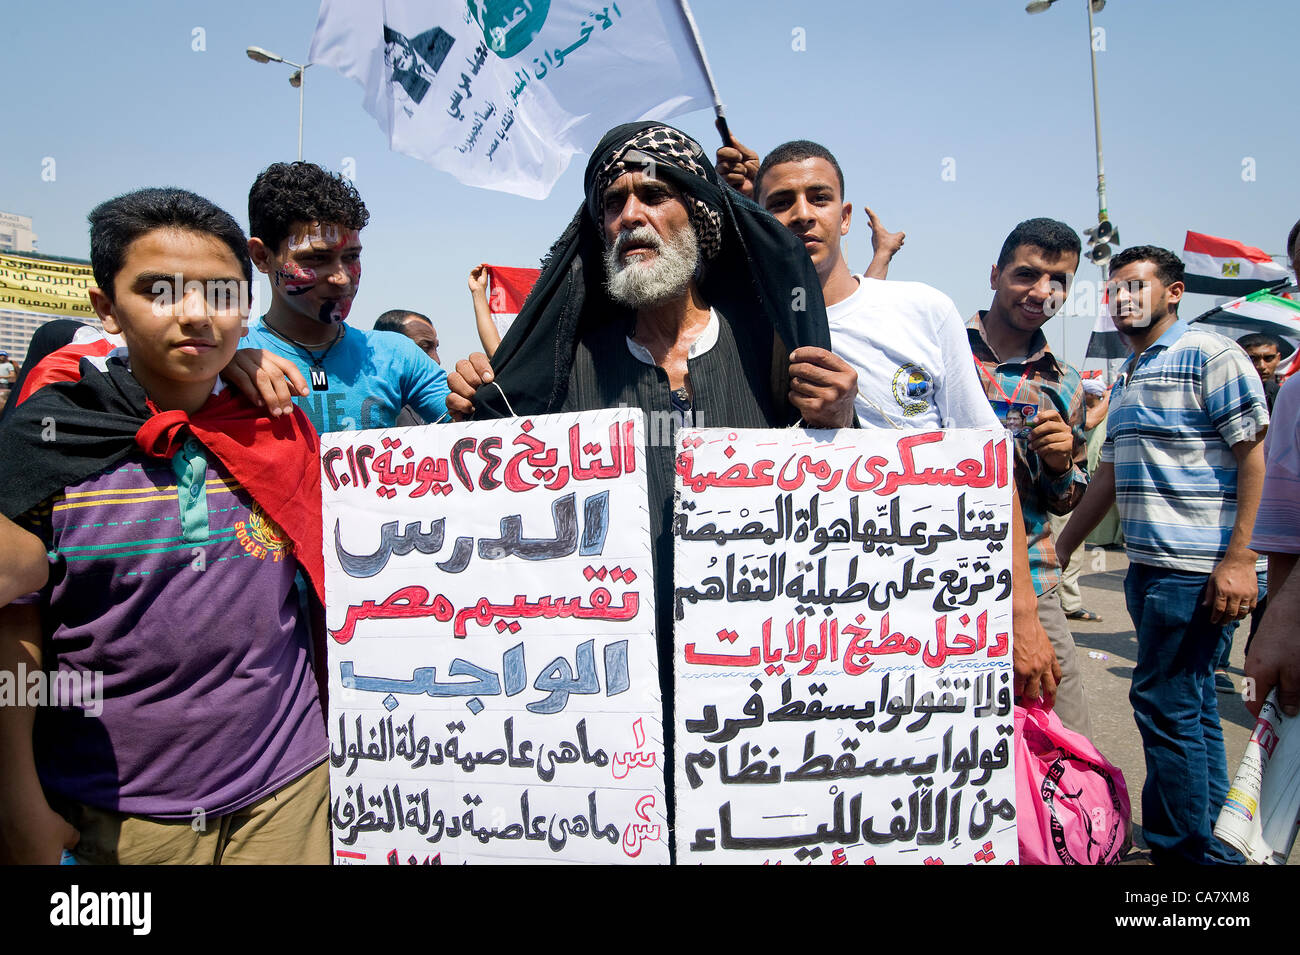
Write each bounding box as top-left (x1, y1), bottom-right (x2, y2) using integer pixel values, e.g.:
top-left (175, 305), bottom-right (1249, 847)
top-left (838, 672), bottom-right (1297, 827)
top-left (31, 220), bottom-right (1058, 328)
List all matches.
top-left (590, 125), bottom-right (724, 261)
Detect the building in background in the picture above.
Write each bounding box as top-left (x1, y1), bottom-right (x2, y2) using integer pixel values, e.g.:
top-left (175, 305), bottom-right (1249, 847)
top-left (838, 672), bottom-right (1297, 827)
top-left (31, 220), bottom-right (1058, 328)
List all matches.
top-left (0, 212), bottom-right (38, 253)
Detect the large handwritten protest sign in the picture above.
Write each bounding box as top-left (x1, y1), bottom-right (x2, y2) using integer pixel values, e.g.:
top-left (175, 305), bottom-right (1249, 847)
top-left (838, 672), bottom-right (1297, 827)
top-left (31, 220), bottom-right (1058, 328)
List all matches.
top-left (323, 410), bottom-right (666, 863)
top-left (673, 428), bottom-right (1017, 865)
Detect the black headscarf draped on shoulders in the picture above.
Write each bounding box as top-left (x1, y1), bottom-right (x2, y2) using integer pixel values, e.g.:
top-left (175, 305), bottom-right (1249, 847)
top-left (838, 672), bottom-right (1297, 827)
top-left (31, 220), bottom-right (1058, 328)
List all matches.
top-left (473, 120), bottom-right (830, 418)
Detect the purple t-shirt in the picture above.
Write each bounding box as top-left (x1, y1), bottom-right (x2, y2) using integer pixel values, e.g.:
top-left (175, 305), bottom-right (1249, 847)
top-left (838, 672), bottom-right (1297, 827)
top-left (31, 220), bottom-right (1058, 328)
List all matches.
top-left (28, 441), bottom-right (326, 818)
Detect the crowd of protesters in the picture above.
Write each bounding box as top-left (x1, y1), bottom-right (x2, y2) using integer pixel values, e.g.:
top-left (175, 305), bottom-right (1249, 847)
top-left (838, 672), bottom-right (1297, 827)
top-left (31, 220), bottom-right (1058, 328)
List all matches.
top-left (0, 122), bottom-right (1296, 866)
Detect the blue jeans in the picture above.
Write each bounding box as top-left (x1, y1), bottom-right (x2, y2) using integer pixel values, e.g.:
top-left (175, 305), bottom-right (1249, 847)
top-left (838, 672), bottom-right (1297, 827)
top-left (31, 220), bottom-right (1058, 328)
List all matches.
top-left (1124, 563), bottom-right (1242, 865)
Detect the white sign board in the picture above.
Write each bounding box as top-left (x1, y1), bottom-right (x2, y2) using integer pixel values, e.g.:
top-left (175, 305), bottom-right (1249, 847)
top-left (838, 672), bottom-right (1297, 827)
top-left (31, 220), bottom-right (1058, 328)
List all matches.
top-left (323, 410), bottom-right (665, 863)
top-left (673, 428), bottom-right (1018, 865)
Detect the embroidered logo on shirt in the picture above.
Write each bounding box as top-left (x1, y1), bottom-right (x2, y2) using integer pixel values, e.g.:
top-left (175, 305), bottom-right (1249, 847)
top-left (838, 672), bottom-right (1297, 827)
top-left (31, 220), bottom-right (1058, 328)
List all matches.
top-left (234, 502), bottom-right (292, 562)
top-left (892, 363), bottom-right (934, 416)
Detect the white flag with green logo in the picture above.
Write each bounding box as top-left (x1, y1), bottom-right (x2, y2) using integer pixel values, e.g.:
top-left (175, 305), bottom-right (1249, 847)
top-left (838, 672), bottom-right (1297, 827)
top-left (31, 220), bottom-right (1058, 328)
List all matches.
top-left (310, 0), bottom-right (714, 198)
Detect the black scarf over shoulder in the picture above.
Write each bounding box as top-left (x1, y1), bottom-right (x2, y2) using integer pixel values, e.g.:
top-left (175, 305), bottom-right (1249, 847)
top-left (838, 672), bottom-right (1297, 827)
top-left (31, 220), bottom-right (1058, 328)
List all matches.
top-left (472, 120), bottom-right (831, 418)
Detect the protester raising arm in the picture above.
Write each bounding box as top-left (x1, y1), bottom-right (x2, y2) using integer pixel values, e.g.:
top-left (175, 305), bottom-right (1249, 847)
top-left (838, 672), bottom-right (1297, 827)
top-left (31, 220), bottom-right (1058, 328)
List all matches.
top-left (470, 264), bottom-right (501, 358)
top-left (715, 133), bottom-right (760, 199)
top-left (861, 206), bottom-right (905, 281)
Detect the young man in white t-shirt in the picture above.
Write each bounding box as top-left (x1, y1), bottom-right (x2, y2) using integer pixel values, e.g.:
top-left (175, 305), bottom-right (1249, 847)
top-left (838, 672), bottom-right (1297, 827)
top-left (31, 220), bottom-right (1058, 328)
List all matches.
top-left (714, 138), bottom-right (1062, 707)
top-left (748, 142), bottom-right (997, 431)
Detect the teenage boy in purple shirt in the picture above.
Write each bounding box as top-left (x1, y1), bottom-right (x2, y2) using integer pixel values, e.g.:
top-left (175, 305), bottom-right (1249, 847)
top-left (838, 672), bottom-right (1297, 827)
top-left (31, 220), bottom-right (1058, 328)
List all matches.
top-left (0, 188), bottom-right (329, 865)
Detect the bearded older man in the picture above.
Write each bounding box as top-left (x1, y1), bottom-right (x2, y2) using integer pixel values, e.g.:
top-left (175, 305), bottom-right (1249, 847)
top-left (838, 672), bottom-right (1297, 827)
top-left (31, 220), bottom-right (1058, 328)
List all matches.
top-left (448, 122), bottom-right (1057, 725)
top-left (449, 122), bottom-right (855, 699)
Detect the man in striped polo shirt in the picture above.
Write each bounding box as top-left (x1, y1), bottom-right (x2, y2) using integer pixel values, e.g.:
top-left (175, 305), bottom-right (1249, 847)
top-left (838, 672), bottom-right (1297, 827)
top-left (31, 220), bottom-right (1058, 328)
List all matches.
top-left (1057, 245), bottom-right (1268, 865)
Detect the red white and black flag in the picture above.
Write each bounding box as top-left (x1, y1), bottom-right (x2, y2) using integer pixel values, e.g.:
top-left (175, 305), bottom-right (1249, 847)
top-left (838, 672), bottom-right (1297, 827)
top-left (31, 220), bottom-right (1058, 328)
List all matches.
top-left (1084, 300), bottom-right (1127, 360)
top-left (1183, 231), bottom-right (1291, 297)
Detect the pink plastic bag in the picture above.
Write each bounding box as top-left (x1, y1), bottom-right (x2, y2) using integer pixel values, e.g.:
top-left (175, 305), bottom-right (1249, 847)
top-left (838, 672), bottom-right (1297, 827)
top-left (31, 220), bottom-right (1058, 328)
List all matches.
top-left (1015, 702), bottom-right (1131, 865)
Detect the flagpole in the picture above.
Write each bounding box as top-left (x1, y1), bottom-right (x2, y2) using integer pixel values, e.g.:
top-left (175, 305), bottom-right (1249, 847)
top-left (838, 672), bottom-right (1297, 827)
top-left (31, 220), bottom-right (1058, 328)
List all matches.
top-left (1085, 0), bottom-right (1107, 223)
top-left (673, 0), bottom-right (730, 144)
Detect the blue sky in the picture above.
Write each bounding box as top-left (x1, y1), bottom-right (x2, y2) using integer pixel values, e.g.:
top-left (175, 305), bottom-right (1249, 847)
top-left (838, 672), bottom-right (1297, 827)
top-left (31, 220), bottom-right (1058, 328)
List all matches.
top-left (2, 0), bottom-right (1296, 370)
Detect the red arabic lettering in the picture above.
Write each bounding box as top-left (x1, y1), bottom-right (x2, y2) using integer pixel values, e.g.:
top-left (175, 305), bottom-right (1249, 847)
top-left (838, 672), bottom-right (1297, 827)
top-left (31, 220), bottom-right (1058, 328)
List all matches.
top-left (330, 586), bottom-right (455, 644)
top-left (451, 587), bottom-right (641, 638)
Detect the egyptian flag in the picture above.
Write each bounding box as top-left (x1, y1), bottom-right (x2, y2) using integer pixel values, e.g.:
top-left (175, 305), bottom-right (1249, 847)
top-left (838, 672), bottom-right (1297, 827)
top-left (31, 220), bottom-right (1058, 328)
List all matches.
top-left (1085, 288), bottom-right (1127, 360)
top-left (485, 264), bottom-right (540, 339)
top-left (0, 356), bottom-right (324, 601)
top-left (1183, 231), bottom-right (1292, 297)
top-left (9, 321), bottom-right (115, 410)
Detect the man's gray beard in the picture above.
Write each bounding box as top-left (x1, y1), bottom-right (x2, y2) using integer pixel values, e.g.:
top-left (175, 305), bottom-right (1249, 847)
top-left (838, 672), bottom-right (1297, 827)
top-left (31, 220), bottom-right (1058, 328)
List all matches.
top-left (604, 224), bottom-right (699, 308)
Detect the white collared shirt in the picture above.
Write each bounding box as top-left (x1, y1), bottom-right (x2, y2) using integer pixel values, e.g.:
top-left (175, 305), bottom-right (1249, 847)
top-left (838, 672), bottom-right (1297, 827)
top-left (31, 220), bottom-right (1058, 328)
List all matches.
top-left (625, 308), bottom-right (720, 366)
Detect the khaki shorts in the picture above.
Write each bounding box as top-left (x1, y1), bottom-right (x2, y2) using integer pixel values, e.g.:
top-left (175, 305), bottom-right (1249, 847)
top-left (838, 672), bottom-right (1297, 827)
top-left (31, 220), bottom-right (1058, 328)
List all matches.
top-left (54, 760), bottom-right (330, 865)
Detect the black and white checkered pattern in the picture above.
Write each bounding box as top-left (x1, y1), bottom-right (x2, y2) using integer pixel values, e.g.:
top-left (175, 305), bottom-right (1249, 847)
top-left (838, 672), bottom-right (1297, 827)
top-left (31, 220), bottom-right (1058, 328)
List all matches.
top-left (591, 125), bottom-right (723, 261)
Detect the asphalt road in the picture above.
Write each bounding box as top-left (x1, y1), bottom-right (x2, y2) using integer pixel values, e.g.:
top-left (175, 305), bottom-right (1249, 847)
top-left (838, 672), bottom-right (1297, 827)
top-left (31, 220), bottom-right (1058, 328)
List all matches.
top-left (1065, 545), bottom-right (1297, 865)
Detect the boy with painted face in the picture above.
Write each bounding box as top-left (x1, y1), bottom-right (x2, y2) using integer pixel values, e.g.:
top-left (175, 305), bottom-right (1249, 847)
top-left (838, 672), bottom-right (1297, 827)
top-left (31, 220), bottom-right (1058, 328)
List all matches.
top-left (243, 162), bottom-right (450, 434)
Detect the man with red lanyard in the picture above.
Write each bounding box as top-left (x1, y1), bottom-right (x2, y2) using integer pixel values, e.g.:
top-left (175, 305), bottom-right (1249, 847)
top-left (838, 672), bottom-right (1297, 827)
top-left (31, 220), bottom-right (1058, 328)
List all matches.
top-left (967, 218), bottom-right (1093, 737)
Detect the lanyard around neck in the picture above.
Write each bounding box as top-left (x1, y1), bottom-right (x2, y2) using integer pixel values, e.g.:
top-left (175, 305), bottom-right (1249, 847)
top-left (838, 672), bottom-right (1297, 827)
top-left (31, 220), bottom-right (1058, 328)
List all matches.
top-left (974, 357), bottom-right (1032, 407)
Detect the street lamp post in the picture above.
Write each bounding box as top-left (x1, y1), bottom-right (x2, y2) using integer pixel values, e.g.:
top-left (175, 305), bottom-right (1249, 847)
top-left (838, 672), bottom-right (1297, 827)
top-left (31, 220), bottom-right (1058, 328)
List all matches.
top-left (1027, 0), bottom-right (1118, 374)
top-left (1026, 0), bottom-right (1116, 262)
top-left (1085, 0), bottom-right (1106, 228)
top-left (246, 45), bottom-right (311, 161)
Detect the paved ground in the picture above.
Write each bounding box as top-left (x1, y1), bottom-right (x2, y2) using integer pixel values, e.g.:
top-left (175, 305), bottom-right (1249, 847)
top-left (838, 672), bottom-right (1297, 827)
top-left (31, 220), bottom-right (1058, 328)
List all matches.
top-left (1066, 545), bottom-right (1297, 865)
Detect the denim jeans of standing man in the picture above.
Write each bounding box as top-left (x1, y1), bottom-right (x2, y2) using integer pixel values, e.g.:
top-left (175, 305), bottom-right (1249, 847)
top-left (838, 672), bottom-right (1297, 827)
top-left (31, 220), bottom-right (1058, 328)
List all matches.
top-left (1124, 562), bottom-right (1244, 865)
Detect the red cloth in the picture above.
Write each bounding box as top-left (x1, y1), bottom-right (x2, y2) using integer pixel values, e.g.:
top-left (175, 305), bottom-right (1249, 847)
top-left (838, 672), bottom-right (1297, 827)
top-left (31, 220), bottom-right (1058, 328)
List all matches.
top-left (135, 391), bottom-right (325, 602)
top-left (485, 264), bottom-right (541, 314)
top-left (15, 338), bottom-right (115, 405)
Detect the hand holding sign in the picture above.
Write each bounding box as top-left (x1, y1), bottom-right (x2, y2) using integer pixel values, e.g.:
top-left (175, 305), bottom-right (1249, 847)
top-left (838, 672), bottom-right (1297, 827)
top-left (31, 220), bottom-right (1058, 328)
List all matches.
top-left (788, 347), bottom-right (857, 429)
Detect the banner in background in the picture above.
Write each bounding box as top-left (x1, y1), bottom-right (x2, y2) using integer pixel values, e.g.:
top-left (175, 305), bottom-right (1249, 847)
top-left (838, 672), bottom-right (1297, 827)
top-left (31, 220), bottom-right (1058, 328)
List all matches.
top-left (0, 251), bottom-right (96, 318)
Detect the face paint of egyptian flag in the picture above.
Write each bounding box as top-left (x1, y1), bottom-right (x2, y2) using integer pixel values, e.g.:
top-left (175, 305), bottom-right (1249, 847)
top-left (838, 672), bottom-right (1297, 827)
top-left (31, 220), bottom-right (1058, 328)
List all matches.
top-left (272, 221), bottom-right (362, 324)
